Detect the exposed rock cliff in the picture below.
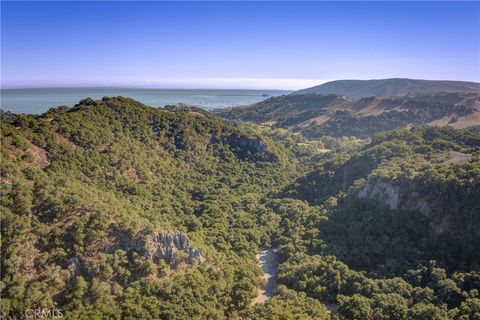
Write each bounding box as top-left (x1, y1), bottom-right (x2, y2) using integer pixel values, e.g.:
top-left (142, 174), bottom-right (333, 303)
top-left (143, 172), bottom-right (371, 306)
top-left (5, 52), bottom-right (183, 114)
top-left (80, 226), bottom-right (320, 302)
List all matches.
top-left (358, 178), bottom-right (401, 210)
top-left (223, 134), bottom-right (268, 153)
top-left (109, 230), bottom-right (204, 264)
top-left (358, 177), bottom-right (432, 215)
top-left (145, 231), bottom-right (204, 264)
top-left (357, 177), bottom-right (454, 235)
top-left (69, 230), bottom-right (204, 277)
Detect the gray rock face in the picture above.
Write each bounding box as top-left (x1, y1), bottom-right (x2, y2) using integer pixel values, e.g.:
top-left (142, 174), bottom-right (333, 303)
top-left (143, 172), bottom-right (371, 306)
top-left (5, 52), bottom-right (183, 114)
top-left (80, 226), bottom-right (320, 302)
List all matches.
top-left (358, 179), bottom-right (400, 210)
top-left (68, 231), bottom-right (203, 279)
top-left (113, 230), bottom-right (204, 265)
top-left (356, 177), bottom-right (460, 237)
top-left (358, 177), bottom-right (432, 215)
top-left (146, 231), bottom-right (204, 264)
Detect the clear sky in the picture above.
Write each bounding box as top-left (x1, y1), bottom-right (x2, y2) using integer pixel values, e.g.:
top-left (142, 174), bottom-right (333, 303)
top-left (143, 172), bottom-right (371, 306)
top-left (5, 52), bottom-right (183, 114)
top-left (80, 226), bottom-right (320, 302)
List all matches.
top-left (1, 1), bottom-right (479, 89)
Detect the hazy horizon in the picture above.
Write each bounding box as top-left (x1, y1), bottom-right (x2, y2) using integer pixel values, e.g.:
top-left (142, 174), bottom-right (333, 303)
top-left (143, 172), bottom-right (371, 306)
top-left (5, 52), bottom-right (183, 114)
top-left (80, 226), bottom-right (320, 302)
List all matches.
top-left (2, 76), bottom-right (480, 91)
top-left (0, 78), bottom-right (326, 90)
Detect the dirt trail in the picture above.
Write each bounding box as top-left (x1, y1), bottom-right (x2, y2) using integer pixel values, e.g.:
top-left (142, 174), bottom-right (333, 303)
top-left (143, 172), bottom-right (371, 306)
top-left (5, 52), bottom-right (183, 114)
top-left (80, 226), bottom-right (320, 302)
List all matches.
top-left (252, 248), bottom-right (279, 305)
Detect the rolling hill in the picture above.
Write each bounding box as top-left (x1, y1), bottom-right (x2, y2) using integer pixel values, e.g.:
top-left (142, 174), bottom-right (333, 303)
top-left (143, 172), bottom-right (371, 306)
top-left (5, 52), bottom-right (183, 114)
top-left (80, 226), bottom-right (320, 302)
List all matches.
top-left (217, 91), bottom-right (480, 139)
top-left (292, 78), bottom-right (480, 98)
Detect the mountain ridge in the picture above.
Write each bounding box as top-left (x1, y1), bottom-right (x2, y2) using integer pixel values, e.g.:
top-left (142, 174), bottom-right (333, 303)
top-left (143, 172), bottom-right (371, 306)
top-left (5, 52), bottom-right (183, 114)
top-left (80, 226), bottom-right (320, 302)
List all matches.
top-left (292, 78), bottom-right (480, 98)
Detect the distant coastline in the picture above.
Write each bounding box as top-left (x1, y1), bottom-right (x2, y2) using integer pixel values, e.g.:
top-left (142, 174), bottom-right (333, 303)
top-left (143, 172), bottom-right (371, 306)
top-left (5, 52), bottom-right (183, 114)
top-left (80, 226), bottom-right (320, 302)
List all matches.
top-left (0, 87), bottom-right (292, 114)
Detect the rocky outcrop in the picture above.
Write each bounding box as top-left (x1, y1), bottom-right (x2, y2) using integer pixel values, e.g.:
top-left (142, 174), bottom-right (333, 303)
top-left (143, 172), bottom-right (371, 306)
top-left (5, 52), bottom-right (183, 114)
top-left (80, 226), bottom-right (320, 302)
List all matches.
top-left (358, 177), bottom-right (452, 234)
top-left (224, 134), bottom-right (268, 153)
top-left (67, 231), bottom-right (203, 280)
top-left (145, 231), bottom-right (204, 264)
top-left (358, 179), bottom-right (401, 210)
top-left (358, 177), bottom-right (432, 215)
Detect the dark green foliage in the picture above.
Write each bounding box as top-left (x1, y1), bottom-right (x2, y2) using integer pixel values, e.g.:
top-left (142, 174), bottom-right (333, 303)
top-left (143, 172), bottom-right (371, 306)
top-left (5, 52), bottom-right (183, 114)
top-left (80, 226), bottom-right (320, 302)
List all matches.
top-left (284, 126), bottom-right (480, 272)
top-left (1, 97), bottom-right (298, 319)
top-left (245, 286), bottom-right (330, 319)
top-left (1, 97), bottom-right (479, 319)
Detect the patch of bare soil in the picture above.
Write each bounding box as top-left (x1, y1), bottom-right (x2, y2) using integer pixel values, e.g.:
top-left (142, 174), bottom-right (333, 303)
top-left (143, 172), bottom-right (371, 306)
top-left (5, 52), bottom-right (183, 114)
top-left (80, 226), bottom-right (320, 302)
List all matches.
top-left (438, 150), bottom-right (472, 164)
top-left (351, 97), bottom-right (386, 116)
top-left (27, 141), bottom-right (50, 169)
top-left (123, 167), bottom-right (140, 182)
top-left (187, 111), bottom-right (206, 117)
top-left (55, 133), bottom-right (79, 149)
top-left (450, 110), bottom-right (480, 128)
top-left (297, 115), bottom-right (331, 129)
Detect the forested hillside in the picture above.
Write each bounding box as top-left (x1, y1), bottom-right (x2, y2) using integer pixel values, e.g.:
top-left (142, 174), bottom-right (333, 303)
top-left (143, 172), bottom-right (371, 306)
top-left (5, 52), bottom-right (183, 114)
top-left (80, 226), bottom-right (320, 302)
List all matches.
top-left (283, 126), bottom-right (480, 272)
top-left (1, 97), bottom-right (480, 319)
top-left (1, 97), bottom-right (323, 319)
top-left (274, 126), bottom-right (480, 320)
top-left (217, 92), bottom-right (480, 139)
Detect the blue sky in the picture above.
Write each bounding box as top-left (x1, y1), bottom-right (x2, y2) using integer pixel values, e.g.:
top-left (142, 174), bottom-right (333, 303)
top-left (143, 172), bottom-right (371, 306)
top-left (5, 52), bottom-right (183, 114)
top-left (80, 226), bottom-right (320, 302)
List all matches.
top-left (1, 1), bottom-right (479, 89)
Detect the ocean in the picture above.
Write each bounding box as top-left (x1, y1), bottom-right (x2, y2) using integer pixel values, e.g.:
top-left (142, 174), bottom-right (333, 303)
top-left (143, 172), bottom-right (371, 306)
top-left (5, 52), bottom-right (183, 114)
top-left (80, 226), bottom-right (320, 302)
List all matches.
top-left (0, 88), bottom-right (292, 114)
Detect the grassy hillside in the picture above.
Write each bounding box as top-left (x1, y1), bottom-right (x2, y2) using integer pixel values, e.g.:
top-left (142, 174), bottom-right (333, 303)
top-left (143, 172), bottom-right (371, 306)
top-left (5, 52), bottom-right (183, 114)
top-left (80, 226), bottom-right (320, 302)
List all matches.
top-left (217, 94), bottom-right (346, 127)
top-left (218, 92), bottom-right (480, 139)
top-left (1, 98), bottom-right (479, 319)
top-left (292, 78), bottom-right (480, 98)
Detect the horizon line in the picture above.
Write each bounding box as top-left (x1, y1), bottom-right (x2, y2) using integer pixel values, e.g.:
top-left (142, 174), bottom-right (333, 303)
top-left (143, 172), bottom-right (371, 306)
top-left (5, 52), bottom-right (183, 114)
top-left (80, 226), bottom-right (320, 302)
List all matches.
top-left (2, 77), bottom-right (479, 91)
top-left (0, 86), bottom-right (295, 91)
top-left (0, 78), bottom-right (331, 91)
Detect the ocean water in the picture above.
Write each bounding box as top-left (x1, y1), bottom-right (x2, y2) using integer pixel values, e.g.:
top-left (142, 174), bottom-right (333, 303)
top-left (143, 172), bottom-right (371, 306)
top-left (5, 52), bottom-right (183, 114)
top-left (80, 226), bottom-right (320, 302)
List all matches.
top-left (0, 88), bottom-right (291, 114)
